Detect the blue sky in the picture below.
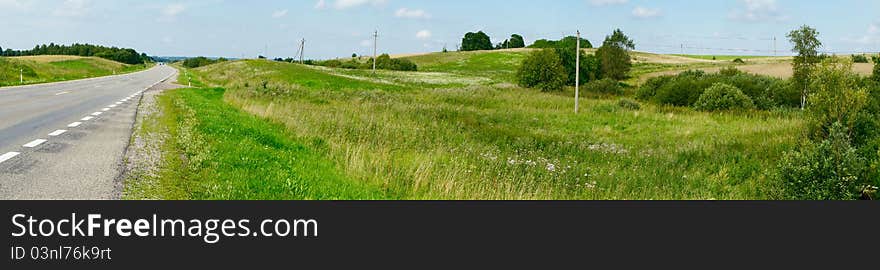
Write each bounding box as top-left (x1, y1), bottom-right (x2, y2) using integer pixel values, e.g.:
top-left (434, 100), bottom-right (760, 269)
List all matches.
top-left (1, 0), bottom-right (878, 59)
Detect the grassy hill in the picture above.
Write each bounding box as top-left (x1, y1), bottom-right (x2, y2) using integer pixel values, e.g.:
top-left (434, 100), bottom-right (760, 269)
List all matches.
top-left (0, 55), bottom-right (148, 87)
top-left (125, 59), bottom-right (806, 199)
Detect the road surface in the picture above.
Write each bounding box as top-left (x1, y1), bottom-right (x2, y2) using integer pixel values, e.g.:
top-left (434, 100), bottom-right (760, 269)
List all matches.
top-left (0, 65), bottom-right (177, 199)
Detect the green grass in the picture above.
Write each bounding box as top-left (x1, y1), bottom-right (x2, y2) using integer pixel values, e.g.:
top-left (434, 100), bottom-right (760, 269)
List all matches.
top-left (402, 50), bottom-right (531, 82)
top-left (0, 56), bottom-right (148, 87)
top-left (125, 86), bottom-right (386, 200)
top-left (127, 59), bottom-right (805, 200)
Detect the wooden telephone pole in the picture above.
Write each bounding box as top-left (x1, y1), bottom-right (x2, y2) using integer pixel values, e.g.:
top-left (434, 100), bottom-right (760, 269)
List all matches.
top-left (575, 30), bottom-right (581, 114)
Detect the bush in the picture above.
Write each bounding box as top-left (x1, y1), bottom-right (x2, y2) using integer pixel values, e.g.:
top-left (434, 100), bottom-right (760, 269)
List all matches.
top-left (777, 122), bottom-right (867, 200)
top-left (732, 58), bottom-right (745, 64)
top-left (806, 59), bottom-right (869, 142)
top-left (852, 54), bottom-right (869, 63)
top-left (517, 49), bottom-right (567, 91)
top-left (583, 78), bottom-right (622, 95)
top-left (638, 69), bottom-right (798, 110)
top-left (873, 55), bottom-right (880, 82)
top-left (693, 83), bottom-right (755, 111)
top-left (182, 57), bottom-right (225, 68)
top-left (555, 46), bottom-right (601, 85)
top-left (461, 31), bottom-right (493, 51)
top-left (617, 98), bottom-right (641, 110)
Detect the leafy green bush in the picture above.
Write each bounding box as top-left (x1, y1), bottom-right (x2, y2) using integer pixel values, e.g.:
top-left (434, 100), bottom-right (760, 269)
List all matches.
top-left (528, 36), bottom-right (593, 49)
top-left (555, 46), bottom-right (601, 85)
top-left (873, 55), bottom-right (880, 82)
top-left (617, 98), bottom-right (641, 110)
top-left (806, 59), bottom-right (869, 142)
top-left (694, 83), bottom-right (755, 111)
top-left (517, 49), bottom-right (567, 91)
top-left (583, 78), bottom-right (622, 95)
top-left (372, 54), bottom-right (418, 71)
top-left (638, 69), bottom-right (797, 110)
top-left (732, 58), bottom-right (745, 64)
top-left (851, 54), bottom-right (869, 63)
top-left (182, 57), bottom-right (227, 68)
top-left (777, 122), bottom-right (867, 200)
top-left (461, 31), bottom-right (493, 51)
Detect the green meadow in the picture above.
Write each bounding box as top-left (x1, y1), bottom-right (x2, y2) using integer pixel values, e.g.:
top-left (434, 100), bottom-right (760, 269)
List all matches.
top-left (130, 50), bottom-right (809, 200)
top-left (0, 55), bottom-right (148, 87)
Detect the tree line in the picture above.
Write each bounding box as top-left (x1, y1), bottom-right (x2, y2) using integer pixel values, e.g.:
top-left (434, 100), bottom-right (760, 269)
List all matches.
top-left (0, 43), bottom-right (151, 65)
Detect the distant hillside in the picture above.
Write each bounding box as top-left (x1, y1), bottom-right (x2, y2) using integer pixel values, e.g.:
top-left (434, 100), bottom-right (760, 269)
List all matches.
top-left (0, 43), bottom-right (151, 65)
top-left (0, 55), bottom-right (148, 87)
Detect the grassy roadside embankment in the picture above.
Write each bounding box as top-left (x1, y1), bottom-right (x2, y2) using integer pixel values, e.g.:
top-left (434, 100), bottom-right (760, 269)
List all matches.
top-left (0, 55), bottom-right (150, 87)
top-left (129, 56), bottom-right (806, 200)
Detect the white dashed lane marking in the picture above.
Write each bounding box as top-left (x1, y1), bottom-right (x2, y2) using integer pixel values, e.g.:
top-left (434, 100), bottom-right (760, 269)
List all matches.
top-left (48, 130), bottom-right (67, 136)
top-left (68, 122), bottom-right (82, 128)
top-left (0, 152), bottom-right (20, 164)
top-left (101, 108), bottom-right (110, 111)
top-left (54, 91), bottom-right (70, 96)
top-left (115, 102), bottom-right (122, 105)
top-left (91, 112), bottom-right (102, 116)
top-left (109, 104), bottom-right (117, 108)
top-left (23, 139), bottom-right (48, 148)
top-left (81, 116), bottom-right (94, 121)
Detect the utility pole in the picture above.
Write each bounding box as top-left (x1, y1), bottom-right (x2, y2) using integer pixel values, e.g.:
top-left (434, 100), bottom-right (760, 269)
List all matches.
top-left (372, 30), bottom-right (378, 73)
top-left (575, 30), bottom-right (581, 114)
top-left (773, 36), bottom-right (777, 56)
top-left (300, 39), bottom-right (305, 64)
top-left (681, 44), bottom-right (684, 55)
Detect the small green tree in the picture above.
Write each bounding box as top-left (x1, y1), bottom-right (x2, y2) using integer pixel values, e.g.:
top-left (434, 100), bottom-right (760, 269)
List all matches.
top-left (807, 58), bottom-right (869, 141)
top-left (693, 83), bottom-right (755, 111)
top-left (787, 25), bottom-right (823, 109)
top-left (517, 49), bottom-right (567, 91)
top-left (777, 122), bottom-right (867, 200)
top-left (461, 31), bottom-right (493, 51)
top-left (596, 29), bottom-right (634, 81)
top-left (509, 34), bottom-right (526, 48)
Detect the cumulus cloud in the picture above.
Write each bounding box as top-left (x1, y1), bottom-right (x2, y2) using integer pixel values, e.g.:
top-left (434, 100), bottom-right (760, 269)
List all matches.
top-left (416, 30), bottom-right (432, 40)
top-left (272, 9), bottom-right (288, 18)
top-left (53, 0), bottom-right (90, 17)
top-left (395, 8), bottom-right (430, 19)
top-left (631, 6), bottom-right (661, 19)
top-left (318, 0), bottom-right (387, 10)
top-left (729, 0), bottom-right (787, 22)
top-left (589, 0), bottom-right (628, 7)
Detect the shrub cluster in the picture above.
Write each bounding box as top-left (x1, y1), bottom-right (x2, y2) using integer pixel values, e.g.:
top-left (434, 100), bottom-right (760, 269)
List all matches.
top-left (693, 83), bottom-right (755, 111)
top-left (310, 54), bottom-right (418, 71)
top-left (583, 78), bottom-right (623, 95)
top-left (617, 98), bottom-right (641, 110)
top-left (182, 57), bottom-right (228, 68)
top-left (516, 49), bottom-right (567, 91)
top-left (637, 68), bottom-right (799, 110)
top-left (777, 59), bottom-right (880, 200)
top-left (851, 54), bottom-right (869, 63)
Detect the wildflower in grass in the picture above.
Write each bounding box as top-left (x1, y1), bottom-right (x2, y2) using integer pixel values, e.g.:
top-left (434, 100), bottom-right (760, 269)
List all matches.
top-left (546, 163), bottom-right (556, 172)
top-left (507, 158), bottom-right (517, 165)
top-left (585, 181), bottom-right (598, 189)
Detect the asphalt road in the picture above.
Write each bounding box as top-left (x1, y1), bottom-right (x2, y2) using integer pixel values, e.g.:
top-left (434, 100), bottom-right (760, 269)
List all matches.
top-left (0, 65), bottom-right (177, 199)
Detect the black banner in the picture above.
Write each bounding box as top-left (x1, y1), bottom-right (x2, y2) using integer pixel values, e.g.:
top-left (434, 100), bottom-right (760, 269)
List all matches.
top-left (2, 201), bottom-right (878, 268)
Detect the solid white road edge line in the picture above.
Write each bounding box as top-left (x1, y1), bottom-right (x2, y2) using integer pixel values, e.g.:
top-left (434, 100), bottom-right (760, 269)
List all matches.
top-left (48, 130), bottom-right (67, 136)
top-left (23, 139), bottom-right (47, 148)
top-left (0, 152), bottom-right (20, 164)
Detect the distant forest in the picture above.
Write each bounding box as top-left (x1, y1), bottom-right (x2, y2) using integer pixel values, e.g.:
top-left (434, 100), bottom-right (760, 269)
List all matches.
top-left (0, 43), bottom-right (151, 65)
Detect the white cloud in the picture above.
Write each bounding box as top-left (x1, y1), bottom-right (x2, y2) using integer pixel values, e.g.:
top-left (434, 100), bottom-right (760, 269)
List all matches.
top-left (0, 0), bottom-right (33, 11)
top-left (53, 0), bottom-right (90, 17)
top-left (589, 0), bottom-right (628, 7)
top-left (314, 0), bottom-right (326, 9)
top-left (396, 8), bottom-right (430, 19)
top-left (272, 9), bottom-right (288, 18)
top-left (416, 30), bottom-right (432, 40)
top-left (631, 6), bottom-right (661, 19)
top-left (729, 0), bottom-right (787, 22)
top-left (163, 3), bottom-right (186, 17)
top-left (332, 0), bottom-right (387, 10)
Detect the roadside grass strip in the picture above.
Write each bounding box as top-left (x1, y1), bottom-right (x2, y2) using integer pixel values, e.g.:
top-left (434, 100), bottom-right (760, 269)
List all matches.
top-left (139, 87), bottom-right (386, 200)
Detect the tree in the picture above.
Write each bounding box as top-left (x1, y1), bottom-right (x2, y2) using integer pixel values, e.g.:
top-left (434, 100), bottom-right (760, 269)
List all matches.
top-left (555, 45), bottom-right (600, 84)
top-left (517, 49), bottom-right (567, 91)
top-left (787, 25), bottom-right (823, 110)
top-left (352, 53), bottom-right (358, 58)
top-left (807, 58), bottom-right (869, 141)
top-left (461, 31), bottom-right (493, 51)
top-left (873, 55), bottom-right (880, 82)
top-left (508, 34), bottom-right (525, 48)
top-left (596, 29), bottom-right (634, 81)
top-left (528, 36), bottom-right (592, 49)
